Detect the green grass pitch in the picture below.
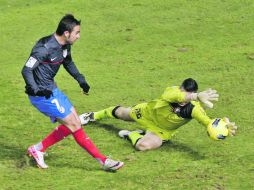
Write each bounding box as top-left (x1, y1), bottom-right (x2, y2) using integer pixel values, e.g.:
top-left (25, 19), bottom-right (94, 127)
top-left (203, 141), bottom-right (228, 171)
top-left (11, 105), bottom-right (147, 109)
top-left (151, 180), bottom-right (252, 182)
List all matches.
top-left (0, 0), bottom-right (253, 189)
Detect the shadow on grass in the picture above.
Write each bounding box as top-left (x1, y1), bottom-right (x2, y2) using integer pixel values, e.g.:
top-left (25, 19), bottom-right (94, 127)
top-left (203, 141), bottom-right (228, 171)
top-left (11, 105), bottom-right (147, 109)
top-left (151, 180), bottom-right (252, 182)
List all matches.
top-left (162, 141), bottom-right (205, 160)
top-left (0, 140), bottom-right (30, 168)
top-left (89, 122), bottom-right (121, 135)
top-left (88, 122), bottom-right (206, 160)
top-left (0, 139), bottom-right (103, 170)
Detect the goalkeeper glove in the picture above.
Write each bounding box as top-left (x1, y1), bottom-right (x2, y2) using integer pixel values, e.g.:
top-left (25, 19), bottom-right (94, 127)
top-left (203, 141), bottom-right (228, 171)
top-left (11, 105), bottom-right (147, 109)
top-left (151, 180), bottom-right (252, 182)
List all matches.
top-left (223, 117), bottom-right (237, 136)
top-left (191, 88), bottom-right (219, 108)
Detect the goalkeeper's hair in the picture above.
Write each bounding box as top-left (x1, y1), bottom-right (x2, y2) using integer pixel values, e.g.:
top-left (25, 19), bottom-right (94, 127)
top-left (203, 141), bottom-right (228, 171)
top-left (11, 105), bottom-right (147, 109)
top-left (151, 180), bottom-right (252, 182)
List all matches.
top-left (181, 78), bottom-right (198, 92)
top-left (56, 14), bottom-right (81, 35)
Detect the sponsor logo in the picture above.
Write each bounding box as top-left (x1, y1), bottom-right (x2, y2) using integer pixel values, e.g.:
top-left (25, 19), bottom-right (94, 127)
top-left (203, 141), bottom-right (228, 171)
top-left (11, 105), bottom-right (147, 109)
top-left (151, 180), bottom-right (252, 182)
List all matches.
top-left (50, 57), bottom-right (57, 61)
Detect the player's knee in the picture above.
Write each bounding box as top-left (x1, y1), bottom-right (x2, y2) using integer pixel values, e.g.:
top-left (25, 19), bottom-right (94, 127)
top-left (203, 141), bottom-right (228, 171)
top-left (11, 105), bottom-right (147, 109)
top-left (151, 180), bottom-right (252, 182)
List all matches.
top-left (135, 139), bottom-right (162, 151)
top-left (114, 106), bottom-right (123, 117)
top-left (70, 125), bottom-right (81, 132)
top-left (135, 141), bottom-right (154, 151)
top-left (135, 141), bottom-right (151, 151)
top-left (65, 120), bottom-right (81, 132)
top-left (114, 107), bottom-right (131, 120)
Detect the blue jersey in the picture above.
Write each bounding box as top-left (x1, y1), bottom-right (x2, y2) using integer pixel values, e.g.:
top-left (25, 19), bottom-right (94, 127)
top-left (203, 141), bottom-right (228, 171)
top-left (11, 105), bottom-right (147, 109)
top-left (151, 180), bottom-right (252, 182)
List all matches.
top-left (21, 34), bottom-right (87, 95)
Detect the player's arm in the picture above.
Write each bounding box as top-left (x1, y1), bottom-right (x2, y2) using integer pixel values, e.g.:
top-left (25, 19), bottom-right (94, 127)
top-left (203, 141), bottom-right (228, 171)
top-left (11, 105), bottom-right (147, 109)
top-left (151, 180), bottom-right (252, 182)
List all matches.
top-left (191, 102), bottom-right (212, 127)
top-left (191, 103), bottom-right (237, 136)
top-left (161, 87), bottom-right (218, 109)
top-left (62, 52), bottom-right (90, 94)
top-left (161, 86), bottom-right (187, 103)
top-left (21, 46), bottom-right (47, 95)
top-left (186, 89), bottom-right (219, 109)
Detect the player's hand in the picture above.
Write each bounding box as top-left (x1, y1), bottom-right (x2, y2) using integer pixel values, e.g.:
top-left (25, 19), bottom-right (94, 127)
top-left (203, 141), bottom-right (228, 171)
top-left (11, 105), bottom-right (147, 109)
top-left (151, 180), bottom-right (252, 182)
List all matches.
top-left (25, 87), bottom-right (37, 96)
top-left (197, 88), bottom-right (219, 109)
top-left (223, 117), bottom-right (237, 136)
top-left (80, 82), bottom-right (90, 95)
top-left (36, 89), bottom-right (53, 99)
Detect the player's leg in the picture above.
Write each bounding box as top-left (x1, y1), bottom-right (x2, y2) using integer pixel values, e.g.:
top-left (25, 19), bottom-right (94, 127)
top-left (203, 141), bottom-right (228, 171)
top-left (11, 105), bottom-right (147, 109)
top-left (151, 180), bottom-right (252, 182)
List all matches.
top-left (119, 130), bottom-right (163, 151)
top-left (27, 91), bottom-right (74, 168)
top-left (60, 108), bottom-right (124, 171)
top-left (59, 109), bottom-right (106, 163)
top-left (119, 103), bottom-right (167, 151)
top-left (135, 132), bottom-right (163, 151)
top-left (33, 124), bottom-right (72, 153)
top-left (80, 106), bottom-right (134, 125)
top-left (28, 89), bottom-right (123, 170)
top-left (28, 89), bottom-right (74, 152)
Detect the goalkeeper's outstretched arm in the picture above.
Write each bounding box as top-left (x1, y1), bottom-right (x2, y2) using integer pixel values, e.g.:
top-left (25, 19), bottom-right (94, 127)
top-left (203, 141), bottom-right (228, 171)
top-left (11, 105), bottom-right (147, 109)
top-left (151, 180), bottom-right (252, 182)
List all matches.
top-left (191, 103), bottom-right (237, 136)
top-left (161, 86), bottom-right (219, 109)
top-left (186, 89), bottom-right (219, 109)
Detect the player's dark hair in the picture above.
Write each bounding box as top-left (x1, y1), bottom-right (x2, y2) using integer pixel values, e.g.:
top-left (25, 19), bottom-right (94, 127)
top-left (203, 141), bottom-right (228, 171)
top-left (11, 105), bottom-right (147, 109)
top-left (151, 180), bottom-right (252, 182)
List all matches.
top-left (181, 78), bottom-right (198, 92)
top-left (56, 14), bottom-right (81, 35)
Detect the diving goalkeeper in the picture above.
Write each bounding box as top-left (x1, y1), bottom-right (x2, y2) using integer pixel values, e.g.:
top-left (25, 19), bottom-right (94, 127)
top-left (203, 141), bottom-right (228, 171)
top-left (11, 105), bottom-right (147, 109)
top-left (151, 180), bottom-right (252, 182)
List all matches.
top-left (79, 78), bottom-right (237, 151)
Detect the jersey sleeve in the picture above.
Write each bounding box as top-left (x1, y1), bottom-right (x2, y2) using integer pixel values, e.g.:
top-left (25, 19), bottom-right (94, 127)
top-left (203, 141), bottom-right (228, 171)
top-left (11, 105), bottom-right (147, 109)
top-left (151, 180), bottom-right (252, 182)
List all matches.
top-left (161, 86), bottom-right (186, 103)
top-left (21, 45), bottom-right (48, 93)
top-left (191, 101), bottom-right (212, 127)
top-left (63, 53), bottom-right (87, 85)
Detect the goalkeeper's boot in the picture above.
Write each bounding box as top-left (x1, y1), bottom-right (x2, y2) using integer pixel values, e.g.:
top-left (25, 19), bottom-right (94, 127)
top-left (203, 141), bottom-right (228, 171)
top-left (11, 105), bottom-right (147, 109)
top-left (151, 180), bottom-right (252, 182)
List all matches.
top-left (102, 158), bottom-right (124, 171)
top-left (118, 129), bottom-right (144, 139)
top-left (79, 112), bottom-right (95, 125)
top-left (27, 145), bottom-right (48, 169)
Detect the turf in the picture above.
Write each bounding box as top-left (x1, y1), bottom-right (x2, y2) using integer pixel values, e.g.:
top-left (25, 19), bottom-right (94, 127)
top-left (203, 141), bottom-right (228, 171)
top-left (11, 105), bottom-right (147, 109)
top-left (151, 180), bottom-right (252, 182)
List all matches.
top-left (0, 0), bottom-right (253, 189)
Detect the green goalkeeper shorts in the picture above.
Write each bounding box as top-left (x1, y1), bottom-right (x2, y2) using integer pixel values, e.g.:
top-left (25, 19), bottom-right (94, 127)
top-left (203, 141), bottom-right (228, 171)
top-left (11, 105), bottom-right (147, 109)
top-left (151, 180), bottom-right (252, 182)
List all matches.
top-left (129, 103), bottom-right (176, 141)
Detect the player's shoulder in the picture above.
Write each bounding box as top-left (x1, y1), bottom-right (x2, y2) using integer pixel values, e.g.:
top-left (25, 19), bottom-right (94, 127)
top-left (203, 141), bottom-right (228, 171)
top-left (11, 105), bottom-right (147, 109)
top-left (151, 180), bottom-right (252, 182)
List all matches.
top-left (163, 86), bottom-right (182, 96)
top-left (36, 34), bottom-right (62, 51)
top-left (30, 35), bottom-right (53, 59)
top-left (32, 35), bottom-right (52, 52)
top-left (35, 34), bottom-right (51, 47)
top-left (165, 85), bottom-right (180, 91)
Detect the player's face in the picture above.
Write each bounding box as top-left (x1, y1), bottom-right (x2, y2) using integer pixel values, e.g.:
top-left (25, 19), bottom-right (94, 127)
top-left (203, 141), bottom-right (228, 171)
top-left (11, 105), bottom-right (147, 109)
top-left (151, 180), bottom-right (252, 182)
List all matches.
top-left (65, 25), bottom-right (80, 45)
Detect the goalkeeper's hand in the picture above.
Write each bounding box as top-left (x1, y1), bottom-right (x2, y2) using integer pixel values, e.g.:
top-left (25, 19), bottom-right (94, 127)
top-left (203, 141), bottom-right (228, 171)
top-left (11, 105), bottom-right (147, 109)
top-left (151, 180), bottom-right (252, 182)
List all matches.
top-left (223, 117), bottom-right (237, 136)
top-left (196, 88), bottom-right (219, 109)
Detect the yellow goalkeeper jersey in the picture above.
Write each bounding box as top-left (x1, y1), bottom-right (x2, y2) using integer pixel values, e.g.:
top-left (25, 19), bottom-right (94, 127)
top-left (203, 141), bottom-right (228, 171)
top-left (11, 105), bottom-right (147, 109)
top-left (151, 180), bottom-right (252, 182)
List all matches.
top-left (136, 86), bottom-right (212, 131)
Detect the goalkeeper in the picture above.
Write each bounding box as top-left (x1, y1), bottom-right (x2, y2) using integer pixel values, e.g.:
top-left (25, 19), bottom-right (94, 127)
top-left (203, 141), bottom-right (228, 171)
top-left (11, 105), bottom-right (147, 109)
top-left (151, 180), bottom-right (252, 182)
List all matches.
top-left (80, 78), bottom-right (237, 151)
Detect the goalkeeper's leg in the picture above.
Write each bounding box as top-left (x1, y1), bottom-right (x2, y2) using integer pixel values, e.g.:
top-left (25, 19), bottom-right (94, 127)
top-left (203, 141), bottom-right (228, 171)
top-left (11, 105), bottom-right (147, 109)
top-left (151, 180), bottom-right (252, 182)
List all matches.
top-left (120, 130), bottom-right (163, 151)
top-left (134, 132), bottom-right (163, 151)
top-left (80, 106), bottom-right (134, 125)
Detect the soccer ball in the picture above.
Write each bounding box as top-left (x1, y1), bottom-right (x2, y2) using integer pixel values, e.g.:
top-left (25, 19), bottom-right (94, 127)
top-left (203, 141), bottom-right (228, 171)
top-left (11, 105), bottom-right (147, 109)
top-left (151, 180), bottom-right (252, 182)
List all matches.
top-left (207, 118), bottom-right (229, 140)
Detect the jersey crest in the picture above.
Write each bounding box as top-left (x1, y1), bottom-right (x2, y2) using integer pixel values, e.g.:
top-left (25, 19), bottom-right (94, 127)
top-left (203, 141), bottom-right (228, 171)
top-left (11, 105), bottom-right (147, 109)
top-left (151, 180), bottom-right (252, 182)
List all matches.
top-left (63, 49), bottom-right (67, 58)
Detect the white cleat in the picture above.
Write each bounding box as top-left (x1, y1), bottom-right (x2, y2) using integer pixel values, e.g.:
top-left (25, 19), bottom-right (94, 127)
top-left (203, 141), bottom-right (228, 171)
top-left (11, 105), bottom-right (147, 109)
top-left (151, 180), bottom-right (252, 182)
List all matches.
top-left (118, 130), bottom-right (131, 138)
top-left (79, 112), bottom-right (95, 125)
top-left (102, 158), bottom-right (124, 171)
top-left (27, 145), bottom-right (48, 169)
top-left (118, 129), bottom-right (144, 138)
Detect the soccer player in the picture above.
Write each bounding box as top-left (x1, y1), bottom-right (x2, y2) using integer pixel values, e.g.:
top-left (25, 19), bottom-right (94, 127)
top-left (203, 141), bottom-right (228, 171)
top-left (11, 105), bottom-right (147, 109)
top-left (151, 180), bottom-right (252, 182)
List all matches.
top-left (21, 14), bottom-right (123, 171)
top-left (80, 78), bottom-right (237, 151)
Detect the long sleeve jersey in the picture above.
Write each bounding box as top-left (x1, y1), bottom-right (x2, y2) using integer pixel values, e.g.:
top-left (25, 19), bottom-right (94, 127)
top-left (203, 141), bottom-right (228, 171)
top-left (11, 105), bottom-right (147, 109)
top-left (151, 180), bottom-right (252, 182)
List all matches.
top-left (21, 34), bottom-right (86, 95)
top-left (142, 86), bottom-right (212, 131)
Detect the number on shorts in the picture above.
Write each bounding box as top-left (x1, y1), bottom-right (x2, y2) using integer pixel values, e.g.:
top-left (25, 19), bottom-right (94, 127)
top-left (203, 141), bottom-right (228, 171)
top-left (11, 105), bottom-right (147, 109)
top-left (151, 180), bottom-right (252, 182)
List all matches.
top-left (135, 108), bottom-right (142, 119)
top-left (51, 99), bottom-right (65, 113)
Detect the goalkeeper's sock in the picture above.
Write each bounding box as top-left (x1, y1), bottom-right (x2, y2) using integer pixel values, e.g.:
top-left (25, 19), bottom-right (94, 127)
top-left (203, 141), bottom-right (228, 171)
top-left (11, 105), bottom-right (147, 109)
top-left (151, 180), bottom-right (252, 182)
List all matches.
top-left (72, 128), bottom-right (107, 164)
top-left (128, 131), bottom-right (144, 146)
top-left (35, 124), bottom-right (72, 152)
top-left (94, 106), bottom-right (120, 120)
